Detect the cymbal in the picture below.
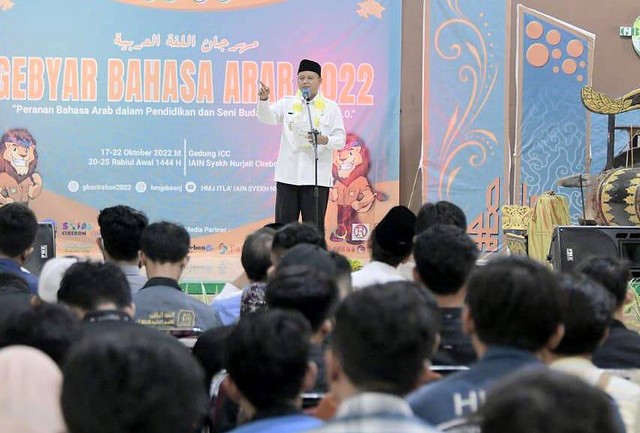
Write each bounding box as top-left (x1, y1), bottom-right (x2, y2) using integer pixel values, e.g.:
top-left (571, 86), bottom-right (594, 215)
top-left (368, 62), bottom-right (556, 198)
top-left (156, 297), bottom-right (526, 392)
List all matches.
top-left (556, 173), bottom-right (596, 188)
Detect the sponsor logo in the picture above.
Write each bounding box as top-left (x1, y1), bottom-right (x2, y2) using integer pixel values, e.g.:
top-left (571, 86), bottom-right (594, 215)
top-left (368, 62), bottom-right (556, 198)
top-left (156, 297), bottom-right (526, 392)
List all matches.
top-left (189, 244), bottom-right (213, 252)
top-left (61, 221), bottom-right (93, 236)
top-left (352, 223), bottom-right (370, 241)
top-left (218, 243), bottom-right (240, 255)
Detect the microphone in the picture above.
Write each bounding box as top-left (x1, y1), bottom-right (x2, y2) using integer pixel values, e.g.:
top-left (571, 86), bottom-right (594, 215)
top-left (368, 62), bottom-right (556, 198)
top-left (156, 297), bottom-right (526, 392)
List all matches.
top-left (302, 87), bottom-right (310, 101)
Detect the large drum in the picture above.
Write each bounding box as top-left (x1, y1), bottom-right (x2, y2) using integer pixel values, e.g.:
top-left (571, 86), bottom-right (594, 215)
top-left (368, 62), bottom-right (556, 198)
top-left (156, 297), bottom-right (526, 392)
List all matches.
top-left (591, 168), bottom-right (640, 225)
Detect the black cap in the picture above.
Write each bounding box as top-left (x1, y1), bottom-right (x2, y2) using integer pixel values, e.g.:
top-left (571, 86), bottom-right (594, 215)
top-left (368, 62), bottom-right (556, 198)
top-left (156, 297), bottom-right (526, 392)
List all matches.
top-left (374, 206), bottom-right (416, 257)
top-left (298, 59), bottom-right (321, 77)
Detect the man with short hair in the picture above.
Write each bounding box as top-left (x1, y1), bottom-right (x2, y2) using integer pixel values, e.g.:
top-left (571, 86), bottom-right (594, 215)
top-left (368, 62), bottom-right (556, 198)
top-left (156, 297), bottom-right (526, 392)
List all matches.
top-left (62, 328), bottom-right (208, 433)
top-left (58, 261), bottom-right (133, 319)
top-left (58, 261), bottom-right (183, 345)
top-left (224, 309), bottom-right (323, 433)
top-left (577, 256), bottom-right (640, 368)
top-left (270, 222), bottom-right (326, 266)
top-left (414, 200), bottom-right (467, 236)
top-left (0, 302), bottom-right (81, 367)
top-left (351, 206), bottom-right (416, 289)
top-left (58, 262), bottom-right (178, 344)
top-left (133, 221), bottom-right (222, 331)
top-left (549, 273), bottom-right (640, 433)
top-left (408, 256), bottom-right (565, 427)
top-left (307, 281), bottom-right (440, 433)
top-left (413, 224), bottom-right (479, 366)
top-left (477, 369), bottom-right (624, 433)
top-left (258, 59), bottom-right (346, 234)
top-left (0, 203), bottom-right (38, 293)
top-left (267, 255), bottom-right (339, 393)
top-left (97, 205), bottom-right (149, 293)
top-left (399, 200), bottom-right (468, 281)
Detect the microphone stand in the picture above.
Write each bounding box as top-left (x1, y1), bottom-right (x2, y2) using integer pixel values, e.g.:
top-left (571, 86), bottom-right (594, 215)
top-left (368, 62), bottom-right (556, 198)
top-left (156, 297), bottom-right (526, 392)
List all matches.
top-left (304, 94), bottom-right (320, 232)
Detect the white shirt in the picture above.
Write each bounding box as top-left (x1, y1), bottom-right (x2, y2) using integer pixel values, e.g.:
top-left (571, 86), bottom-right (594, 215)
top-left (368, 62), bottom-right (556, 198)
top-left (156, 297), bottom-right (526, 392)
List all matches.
top-left (257, 92), bottom-right (345, 187)
top-left (351, 261), bottom-right (407, 290)
top-left (551, 357), bottom-right (640, 433)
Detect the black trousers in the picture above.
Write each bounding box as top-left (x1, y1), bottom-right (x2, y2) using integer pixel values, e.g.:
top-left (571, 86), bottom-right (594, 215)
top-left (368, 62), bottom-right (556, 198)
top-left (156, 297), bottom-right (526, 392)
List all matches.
top-left (275, 182), bottom-right (330, 235)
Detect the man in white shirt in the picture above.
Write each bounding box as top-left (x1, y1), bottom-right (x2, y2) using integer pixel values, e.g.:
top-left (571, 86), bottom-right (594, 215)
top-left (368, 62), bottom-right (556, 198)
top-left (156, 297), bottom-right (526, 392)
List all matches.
top-left (257, 59), bottom-right (346, 235)
top-left (351, 206), bottom-right (415, 289)
top-left (547, 273), bottom-right (640, 433)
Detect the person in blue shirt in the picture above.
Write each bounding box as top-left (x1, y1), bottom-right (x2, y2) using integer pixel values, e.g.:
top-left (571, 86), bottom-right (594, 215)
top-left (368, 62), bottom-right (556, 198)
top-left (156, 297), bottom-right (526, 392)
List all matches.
top-left (408, 256), bottom-right (565, 428)
top-left (211, 227), bottom-right (275, 325)
top-left (223, 309), bottom-right (323, 433)
top-left (0, 203), bottom-right (39, 294)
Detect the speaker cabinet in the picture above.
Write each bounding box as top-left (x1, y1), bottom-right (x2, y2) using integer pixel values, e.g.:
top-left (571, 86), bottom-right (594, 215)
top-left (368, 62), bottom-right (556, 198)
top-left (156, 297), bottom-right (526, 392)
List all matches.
top-left (548, 226), bottom-right (640, 274)
top-left (23, 222), bottom-right (56, 276)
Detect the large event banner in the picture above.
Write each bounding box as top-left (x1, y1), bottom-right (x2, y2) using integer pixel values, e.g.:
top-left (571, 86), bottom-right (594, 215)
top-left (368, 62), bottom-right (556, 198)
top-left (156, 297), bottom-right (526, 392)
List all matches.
top-left (423, 0), bottom-right (507, 254)
top-left (0, 0), bottom-right (401, 292)
top-left (515, 6), bottom-right (595, 221)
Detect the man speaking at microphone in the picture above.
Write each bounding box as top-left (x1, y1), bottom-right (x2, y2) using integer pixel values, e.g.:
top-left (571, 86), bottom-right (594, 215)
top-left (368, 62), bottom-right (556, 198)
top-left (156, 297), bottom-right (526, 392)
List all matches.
top-left (257, 59), bottom-right (345, 236)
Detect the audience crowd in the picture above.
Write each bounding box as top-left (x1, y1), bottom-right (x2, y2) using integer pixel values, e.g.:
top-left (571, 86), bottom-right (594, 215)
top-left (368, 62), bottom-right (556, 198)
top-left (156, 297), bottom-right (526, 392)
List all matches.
top-left (1, 200), bottom-right (639, 433)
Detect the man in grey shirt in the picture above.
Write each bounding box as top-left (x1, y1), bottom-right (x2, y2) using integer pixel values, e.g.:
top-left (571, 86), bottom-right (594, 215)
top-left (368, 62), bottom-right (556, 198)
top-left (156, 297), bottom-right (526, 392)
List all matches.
top-left (133, 221), bottom-right (222, 331)
top-left (97, 205), bottom-right (148, 293)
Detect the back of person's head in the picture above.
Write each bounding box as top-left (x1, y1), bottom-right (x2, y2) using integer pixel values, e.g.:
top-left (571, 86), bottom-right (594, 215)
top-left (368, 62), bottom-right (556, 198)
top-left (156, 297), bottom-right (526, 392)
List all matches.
top-left (266, 265), bottom-right (339, 332)
top-left (329, 251), bottom-right (353, 298)
top-left (141, 221), bottom-right (190, 263)
top-left (413, 224), bottom-right (479, 295)
top-left (98, 205), bottom-right (149, 262)
top-left (478, 368), bottom-right (620, 433)
top-left (332, 281), bottom-right (439, 396)
top-left (466, 256), bottom-right (563, 352)
top-left (241, 227), bottom-right (275, 282)
top-left (277, 243), bottom-right (337, 277)
top-left (0, 302), bottom-right (81, 367)
top-left (0, 203), bottom-right (38, 258)
top-left (370, 206), bottom-right (416, 267)
top-left (57, 261), bottom-right (132, 314)
top-left (224, 309), bottom-right (311, 410)
top-left (192, 325), bottom-right (234, 388)
top-left (62, 328), bottom-right (207, 433)
top-left (0, 345), bottom-right (65, 433)
top-left (414, 200), bottom-right (467, 235)
top-left (271, 222), bottom-right (326, 264)
top-left (553, 273), bottom-right (614, 356)
top-left (577, 256), bottom-right (631, 309)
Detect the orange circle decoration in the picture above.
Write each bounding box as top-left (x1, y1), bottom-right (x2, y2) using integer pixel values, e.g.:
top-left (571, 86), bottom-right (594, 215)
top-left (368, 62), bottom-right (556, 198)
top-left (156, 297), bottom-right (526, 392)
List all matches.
top-left (553, 66), bottom-right (560, 73)
top-left (526, 21), bottom-right (544, 39)
top-left (552, 48), bottom-right (562, 59)
top-left (526, 43), bottom-right (550, 67)
top-left (577, 75), bottom-right (584, 82)
top-left (562, 59), bottom-right (577, 74)
top-left (546, 30), bottom-right (561, 45)
top-left (579, 60), bottom-right (586, 68)
top-left (566, 39), bottom-right (584, 57)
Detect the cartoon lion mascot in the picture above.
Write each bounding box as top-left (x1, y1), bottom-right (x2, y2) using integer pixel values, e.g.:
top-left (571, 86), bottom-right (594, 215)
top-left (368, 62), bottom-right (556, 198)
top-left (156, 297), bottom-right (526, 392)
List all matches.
top-left (330, 133), bottom-right (381, 244)
top-left (0, 128), bottom-right (43, 206)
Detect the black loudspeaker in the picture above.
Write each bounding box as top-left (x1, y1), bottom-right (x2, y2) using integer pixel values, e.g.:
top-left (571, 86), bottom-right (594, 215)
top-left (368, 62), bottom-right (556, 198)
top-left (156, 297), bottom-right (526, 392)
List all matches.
top-left (548, 226), bottom-right (640, 274)
top-left (23, 222), bottom-right (56, 276)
